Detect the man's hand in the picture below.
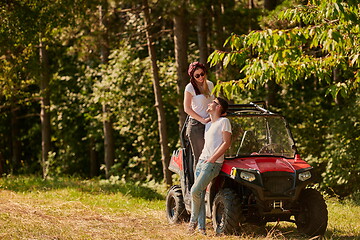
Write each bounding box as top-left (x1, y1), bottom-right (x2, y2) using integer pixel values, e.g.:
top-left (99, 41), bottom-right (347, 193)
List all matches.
top-left (205, 158), bottom-right (215, 163)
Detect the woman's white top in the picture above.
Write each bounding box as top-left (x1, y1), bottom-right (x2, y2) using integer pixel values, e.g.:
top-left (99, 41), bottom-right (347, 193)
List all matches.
top-left (184, 80), bottom-right (214, 119)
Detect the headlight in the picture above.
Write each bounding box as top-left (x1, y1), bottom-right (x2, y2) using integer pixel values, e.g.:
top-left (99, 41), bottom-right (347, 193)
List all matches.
top-left (298, 171), bottom-right (311, 181)
top-left (240, 171), bottom-right (256, 182)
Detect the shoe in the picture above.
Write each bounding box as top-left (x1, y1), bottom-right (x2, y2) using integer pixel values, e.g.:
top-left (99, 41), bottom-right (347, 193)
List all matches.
top-left (188, 222), bottom-right (197, 234)
top-left (198, 229), bottom-right (206, 235)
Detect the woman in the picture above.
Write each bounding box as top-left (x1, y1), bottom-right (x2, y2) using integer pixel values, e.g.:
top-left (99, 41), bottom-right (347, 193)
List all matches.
top-left (184, 62), bottom-right (214, 172)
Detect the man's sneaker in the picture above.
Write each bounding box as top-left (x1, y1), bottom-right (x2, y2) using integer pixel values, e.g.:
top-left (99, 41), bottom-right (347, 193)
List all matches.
top-left (187, 222), bottom-right (197, 234)
top-left (198, 229), bottom-right (206, 235)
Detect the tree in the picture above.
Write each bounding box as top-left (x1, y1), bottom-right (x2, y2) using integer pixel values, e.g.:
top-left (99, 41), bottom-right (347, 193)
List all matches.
top-left (99, 0), bottom-right (115, 179)
top-left (173, 1), bottom-right (189, 128)
top-left (36, 0), bottom-right (87, 179)
top-left (196, 10), bottom-right (209, 65)
top-left (0, 0), bottom-right (88, 177)
top-left (263, 0), bottom-right (283, 107)
top-left (143, 0), bottom-right (172, 185)
top-left (39, 38), bottom-right (51, 179)
top-left (0, 1), bottom-right (39, 173)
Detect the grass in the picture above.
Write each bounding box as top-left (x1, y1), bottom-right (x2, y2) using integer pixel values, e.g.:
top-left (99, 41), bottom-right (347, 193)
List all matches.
top-left (0, 176), bottom-right (359, 240)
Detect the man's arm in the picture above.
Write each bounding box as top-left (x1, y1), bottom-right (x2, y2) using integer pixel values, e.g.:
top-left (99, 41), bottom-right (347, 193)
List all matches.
top-left (206, 131), bottom-right (231, 163)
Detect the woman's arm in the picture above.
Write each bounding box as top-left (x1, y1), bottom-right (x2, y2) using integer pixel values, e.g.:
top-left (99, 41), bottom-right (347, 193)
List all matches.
top-left (184, 91), bottom-right (209, 124)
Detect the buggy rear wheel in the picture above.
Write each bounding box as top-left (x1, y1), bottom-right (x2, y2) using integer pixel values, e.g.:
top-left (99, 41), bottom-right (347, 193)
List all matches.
top-left (166, 185), bottom-right (189, 224)
top-left (295, 188), bottom-right (328, 237)
top-left (212, 188), bottom-right (243, 235)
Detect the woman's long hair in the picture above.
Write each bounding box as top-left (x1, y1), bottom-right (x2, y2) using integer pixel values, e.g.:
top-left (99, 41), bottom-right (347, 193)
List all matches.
top-left (188, 62), bottom-right (211, 97)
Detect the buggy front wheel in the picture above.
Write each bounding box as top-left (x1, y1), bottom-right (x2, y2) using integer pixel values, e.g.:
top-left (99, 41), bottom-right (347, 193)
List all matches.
top-left (212, 188), bottom-right (243, 235)
top-left (166, 185), bottom-right (189, 224)
top-left (295, 188), bottom-right (328, 237)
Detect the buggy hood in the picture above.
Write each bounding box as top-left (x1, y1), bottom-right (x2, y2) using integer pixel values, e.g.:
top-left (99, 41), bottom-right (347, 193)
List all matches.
top-left (221, 155), bottom-right (311, 175)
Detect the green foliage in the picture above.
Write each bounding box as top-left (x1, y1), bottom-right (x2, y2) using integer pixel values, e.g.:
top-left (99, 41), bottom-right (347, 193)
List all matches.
top-left (1, 0), bottom-right (359, 198)
top-left (279, 88), bottom-right (360, 197)
top-left (320, 96), bottom-right (360, 197)
top-left (0, 0), bottom-right (95, 175)
top-left (209, 0), bottom-right (359, 100)
top-left (92, 47), bottom-right (159, 179)
top-left (208, 0), bottom-right (360, 197)
top-left (85, 45), bottom-right (178, 181)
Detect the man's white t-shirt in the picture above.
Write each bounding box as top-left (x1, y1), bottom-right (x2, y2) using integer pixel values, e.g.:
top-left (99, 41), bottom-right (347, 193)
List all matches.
top-left (184, 80), bottom-right (214, 119)
top-left (199, 117), bottom-right (232, 164)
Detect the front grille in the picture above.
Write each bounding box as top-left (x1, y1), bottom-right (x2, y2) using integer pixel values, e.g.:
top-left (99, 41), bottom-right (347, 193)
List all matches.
top-left (262, 172), bottom-right (294, 195)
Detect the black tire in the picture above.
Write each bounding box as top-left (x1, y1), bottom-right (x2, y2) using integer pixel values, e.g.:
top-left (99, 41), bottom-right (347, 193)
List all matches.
top-left (295, 188), bottom-right (328, 237)
top-left (166, 185), bottom-right (189, 224)
top-left (212, 188), bottom-right (243, 235)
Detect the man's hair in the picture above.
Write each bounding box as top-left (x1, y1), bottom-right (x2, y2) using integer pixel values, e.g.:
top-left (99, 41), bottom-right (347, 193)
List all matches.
top-left (217, 97), bottom-right (228, 114)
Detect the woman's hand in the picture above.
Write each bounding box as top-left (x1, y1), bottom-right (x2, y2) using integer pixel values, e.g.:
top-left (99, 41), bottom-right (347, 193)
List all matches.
top-left (202, 117), bottom-right (211, 124)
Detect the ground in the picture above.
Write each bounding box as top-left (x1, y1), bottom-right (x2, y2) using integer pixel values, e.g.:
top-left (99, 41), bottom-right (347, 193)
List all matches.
top-left (0, 178), bottom-right (359, 240)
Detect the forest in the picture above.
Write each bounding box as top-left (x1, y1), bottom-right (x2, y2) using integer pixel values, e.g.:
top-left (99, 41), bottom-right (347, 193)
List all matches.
top-left (0, 0), bottom-right (359, 199)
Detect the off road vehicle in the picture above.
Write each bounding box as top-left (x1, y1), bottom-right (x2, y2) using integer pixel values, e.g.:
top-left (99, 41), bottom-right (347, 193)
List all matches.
top-left (166, 102), bottom-right (328, 237)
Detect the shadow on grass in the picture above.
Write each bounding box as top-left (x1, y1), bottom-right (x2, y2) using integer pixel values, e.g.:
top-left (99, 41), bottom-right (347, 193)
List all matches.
top-left (0, 175), bottom-right (164, 201)
top-left (323, 229), bottom-right (360, 240)
top-left (238, 223), bottom-right (360, 240)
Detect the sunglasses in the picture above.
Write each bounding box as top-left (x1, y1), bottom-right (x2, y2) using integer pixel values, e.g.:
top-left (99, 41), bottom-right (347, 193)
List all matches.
top-left (194, 72), bottom-right (205, 79)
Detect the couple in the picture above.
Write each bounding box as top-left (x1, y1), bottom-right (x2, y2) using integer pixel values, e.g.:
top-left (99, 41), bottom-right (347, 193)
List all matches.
top-left (184, 62), bottom-right (232, 235)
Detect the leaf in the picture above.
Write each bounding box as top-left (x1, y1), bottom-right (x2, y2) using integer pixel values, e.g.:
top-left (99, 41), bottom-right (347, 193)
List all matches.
top-left (350, 54), bottom-right (359, 67)
top-left (223, 53), bottom-right (231, 68)
top-left (223, 82), bottom-right (233, 99)
top-left (212, 83), bottom-right (221, 96)
top-left (223, 35), bottom-right (232, 48)
top-left (207, 51), bottom-right (216, 65)
top-left (219, 52), bottom-right (226, 61)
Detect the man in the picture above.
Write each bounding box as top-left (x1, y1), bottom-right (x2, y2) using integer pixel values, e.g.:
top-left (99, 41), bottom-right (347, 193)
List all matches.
top-left (188, 97), bottom-right (232, 235)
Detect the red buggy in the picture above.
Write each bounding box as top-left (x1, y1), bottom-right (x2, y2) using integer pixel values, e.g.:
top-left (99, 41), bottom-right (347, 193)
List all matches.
top-left (166, 102), bottom-right (328, 237)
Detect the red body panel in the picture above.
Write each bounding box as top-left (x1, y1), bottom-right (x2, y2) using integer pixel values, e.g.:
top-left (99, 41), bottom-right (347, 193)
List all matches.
top-left (221, 155), bottom-right (311, 175)
top-left (169, 149), bottom-right (184, 174)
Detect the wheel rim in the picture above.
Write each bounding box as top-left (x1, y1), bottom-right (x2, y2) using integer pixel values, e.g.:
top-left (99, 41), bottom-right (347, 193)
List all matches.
top-left (168, 196), bottom-right (176, 219)
top-left (215, 201), bottom-right (225, 230)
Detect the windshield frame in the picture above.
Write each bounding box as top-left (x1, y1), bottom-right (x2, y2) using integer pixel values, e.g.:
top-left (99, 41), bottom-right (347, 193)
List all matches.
top-left (225, 113), bottom-right (297, 159)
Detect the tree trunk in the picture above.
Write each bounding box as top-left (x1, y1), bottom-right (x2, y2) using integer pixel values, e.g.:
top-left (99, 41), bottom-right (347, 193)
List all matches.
top-left (173, 3), bottom-right (188, 128)
top-left (0, 152), bottom-right (3, 175)
top-left (10, 104), bottom-right (21, 173)
top-left (39, 39), bottom-right (51, 179)
top-left (248, 0), bottom-right (255, 32)
top-left (102, 104), bottom-right (114, 178)
top-left (265, 80), bottom-right (278, 107)
top-left (264, 0), bottom-right (278, 11)
top-left (333, 68), bottom-right (343, 105)
top-left (89, 137), bottom-right (98, 177)
top-left (196, 10), bottom-right (209, 66)
top-left (263, 0), bottom-right (281, 107)
top-left (99, 1), bottom-right (114, 179)
top-left (143, 0), bottom-right (172, 186)
top-left (212, 1), bottom-right (226, 51)
top-left (211, 1), bottom-right (226, 78)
